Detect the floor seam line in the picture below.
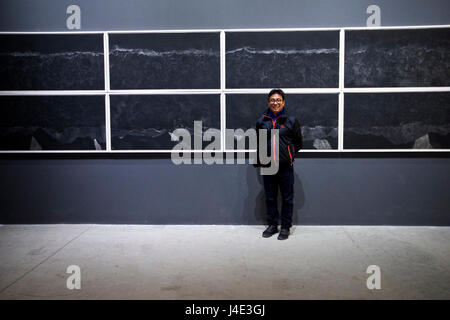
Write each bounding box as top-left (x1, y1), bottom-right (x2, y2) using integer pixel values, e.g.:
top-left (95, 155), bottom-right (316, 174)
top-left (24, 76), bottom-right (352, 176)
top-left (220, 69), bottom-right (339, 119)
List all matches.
top-left (340, 227), bottom-right (370, 258)
top-left (0, 226), bottom-right (92, 295)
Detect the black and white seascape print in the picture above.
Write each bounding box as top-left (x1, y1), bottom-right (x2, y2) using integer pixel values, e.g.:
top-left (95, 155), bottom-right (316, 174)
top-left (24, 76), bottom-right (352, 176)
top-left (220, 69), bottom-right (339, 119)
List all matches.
top-left (345, 28), bottom-right (450, 87)
top-left (109, 33), bottom-right (220, 89)
top-left (344, 93), bottom-right (450, 149)
top-left (226, 31), bottom-right (340, 88)
top-left (110, 95), bottom-right (220, 150)
top-left (0, 34), bottom-right (104, 90)
top-left (0, 96), bottom-right (106, 150)
top-left (226, 94), bottom-right (338, 150)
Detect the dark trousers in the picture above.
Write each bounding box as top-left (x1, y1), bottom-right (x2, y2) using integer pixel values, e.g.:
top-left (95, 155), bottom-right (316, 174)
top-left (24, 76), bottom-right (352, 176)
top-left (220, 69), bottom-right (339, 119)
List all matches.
top-left (262, 164), bottom-right (294, 229)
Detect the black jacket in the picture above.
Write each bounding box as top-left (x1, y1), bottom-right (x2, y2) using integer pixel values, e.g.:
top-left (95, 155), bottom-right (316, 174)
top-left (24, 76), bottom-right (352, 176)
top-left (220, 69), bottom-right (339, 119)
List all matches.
top-left (254, 108), bottom-right (302, 167)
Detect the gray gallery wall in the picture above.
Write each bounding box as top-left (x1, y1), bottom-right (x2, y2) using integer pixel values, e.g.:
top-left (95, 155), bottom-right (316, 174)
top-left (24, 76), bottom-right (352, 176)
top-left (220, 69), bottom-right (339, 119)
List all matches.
top-left (1, 0), bottom-right (450, 31)
top-left (1, 0), bottom-right (449, 225)
top-left (1, 157), bottom-right (449, 225)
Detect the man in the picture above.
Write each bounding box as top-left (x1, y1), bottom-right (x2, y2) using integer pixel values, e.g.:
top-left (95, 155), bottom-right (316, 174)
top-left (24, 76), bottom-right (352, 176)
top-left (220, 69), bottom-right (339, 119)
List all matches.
top-left (255, 89), bottom-right (302, 240)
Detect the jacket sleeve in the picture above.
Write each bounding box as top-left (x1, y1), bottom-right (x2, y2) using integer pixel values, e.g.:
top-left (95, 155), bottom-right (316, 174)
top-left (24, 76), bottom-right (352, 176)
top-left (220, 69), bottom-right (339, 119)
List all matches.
top-left (293, 118), bottom-right (303, 152)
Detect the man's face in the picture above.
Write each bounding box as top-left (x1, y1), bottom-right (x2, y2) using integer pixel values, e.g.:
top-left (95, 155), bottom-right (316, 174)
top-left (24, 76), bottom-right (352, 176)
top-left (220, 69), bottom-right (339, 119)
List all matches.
top-left (268, 93), bottom-right (285, 115)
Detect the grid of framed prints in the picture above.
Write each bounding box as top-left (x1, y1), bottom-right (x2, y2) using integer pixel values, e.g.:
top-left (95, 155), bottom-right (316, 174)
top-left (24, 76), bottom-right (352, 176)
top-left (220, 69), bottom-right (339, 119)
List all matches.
top-left (0, 27), bottom-right (448, 152)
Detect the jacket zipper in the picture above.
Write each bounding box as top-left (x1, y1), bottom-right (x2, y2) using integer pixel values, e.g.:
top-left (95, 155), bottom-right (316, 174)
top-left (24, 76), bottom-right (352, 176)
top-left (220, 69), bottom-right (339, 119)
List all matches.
top-left (263, 115), bottom-right (278, 166)
top-left (288, 146), bottom-right (293, 166)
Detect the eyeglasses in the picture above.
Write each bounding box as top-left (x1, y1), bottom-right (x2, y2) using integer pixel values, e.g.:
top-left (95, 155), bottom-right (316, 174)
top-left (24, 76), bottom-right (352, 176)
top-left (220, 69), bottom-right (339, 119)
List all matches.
top-left (269, 98), bottom-right (283, 103)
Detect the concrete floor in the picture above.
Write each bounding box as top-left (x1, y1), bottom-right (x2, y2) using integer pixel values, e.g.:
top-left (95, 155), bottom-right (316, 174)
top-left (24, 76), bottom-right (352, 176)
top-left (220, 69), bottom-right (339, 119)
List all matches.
top-left (0, 224), bottom-right (449, 300)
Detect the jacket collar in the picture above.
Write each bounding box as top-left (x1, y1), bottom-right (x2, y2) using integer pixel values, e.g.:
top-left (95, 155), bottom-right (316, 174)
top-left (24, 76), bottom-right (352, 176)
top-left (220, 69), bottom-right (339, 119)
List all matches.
top-left (263, 108), bottom-right (287, 121)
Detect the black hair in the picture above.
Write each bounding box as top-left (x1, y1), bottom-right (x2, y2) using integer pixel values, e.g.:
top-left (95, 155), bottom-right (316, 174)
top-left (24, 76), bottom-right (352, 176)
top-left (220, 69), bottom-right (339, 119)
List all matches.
top-left (268, 88), bottom-right (285, 101)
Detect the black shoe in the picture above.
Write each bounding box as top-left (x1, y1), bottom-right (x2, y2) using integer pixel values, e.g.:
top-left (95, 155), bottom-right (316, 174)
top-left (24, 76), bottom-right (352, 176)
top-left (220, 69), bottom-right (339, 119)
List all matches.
top-left (278, 228), bottom-right (290, 240)
top-left (262, 225), bottom-right (279, 238)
